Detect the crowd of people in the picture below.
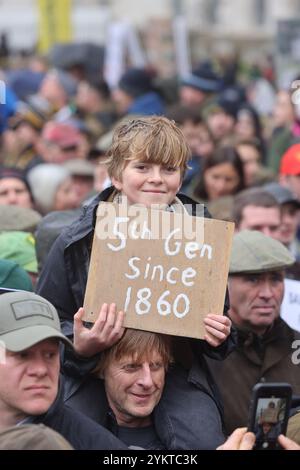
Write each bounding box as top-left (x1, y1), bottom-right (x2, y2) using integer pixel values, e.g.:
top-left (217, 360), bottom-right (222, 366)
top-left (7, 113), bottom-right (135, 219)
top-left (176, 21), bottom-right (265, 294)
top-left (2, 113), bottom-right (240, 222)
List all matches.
top-left (1, 48), bottom-right (300, 451)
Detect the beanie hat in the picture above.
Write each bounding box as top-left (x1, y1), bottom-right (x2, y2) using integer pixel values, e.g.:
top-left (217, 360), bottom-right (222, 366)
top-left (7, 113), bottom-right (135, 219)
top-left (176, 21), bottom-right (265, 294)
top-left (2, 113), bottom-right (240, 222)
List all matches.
top-left (27, 164), bottom-right (71, 214)
top-left (217, 85), bottom-right (246, 118)
top-left (118, 68), bottom-right (154, 98)
top-left (0, 259), bottom-right (33, 291)
top-left (35, 209), bottom-right (81, 272)
top-left (0, 205), bottom-right (41, 232)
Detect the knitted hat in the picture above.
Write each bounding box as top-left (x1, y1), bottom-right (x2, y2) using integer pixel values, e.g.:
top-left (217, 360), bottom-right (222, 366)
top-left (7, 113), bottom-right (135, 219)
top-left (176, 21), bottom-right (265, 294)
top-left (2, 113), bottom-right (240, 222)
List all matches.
top-left (0, 205), bottom-right (41, 232)
top-left (27, 164), bottom-right (71, 214)
top-left (264, 182), bottom-right (300, 208)
top-left (230, 230), bottom-right (295, 274)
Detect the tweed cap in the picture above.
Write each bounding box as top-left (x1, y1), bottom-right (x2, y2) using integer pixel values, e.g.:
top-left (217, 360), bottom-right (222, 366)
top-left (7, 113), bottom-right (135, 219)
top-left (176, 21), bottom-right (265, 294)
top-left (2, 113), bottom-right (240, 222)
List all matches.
top-left (0, 424), bottom-right (73, 450)
top-left (0, 259), bottom-right (33, 291)
top-left (230, 230), bottom-right (295, 274)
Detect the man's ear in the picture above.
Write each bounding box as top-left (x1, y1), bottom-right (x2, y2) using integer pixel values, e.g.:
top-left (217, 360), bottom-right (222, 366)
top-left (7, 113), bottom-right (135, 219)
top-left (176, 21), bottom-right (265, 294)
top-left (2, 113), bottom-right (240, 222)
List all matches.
top-left (111, 176), bottom-right (122, 191)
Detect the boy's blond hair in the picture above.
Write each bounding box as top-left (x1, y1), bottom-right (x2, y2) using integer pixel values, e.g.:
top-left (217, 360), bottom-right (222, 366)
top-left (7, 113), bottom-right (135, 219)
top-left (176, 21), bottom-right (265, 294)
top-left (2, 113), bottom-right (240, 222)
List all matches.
top-left (105, 116), bottom-right (191, 181)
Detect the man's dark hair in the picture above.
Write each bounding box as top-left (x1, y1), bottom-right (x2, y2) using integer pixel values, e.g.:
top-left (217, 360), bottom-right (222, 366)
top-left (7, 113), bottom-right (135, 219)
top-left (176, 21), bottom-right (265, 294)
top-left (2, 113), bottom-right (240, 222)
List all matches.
top-left (232, 187), bottom-right (279, 226)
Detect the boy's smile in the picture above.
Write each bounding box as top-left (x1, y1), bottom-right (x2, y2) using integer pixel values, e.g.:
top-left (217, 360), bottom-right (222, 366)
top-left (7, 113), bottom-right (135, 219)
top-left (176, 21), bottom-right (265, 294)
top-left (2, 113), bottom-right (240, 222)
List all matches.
top-left (112, 161), bottom-right (182, 207)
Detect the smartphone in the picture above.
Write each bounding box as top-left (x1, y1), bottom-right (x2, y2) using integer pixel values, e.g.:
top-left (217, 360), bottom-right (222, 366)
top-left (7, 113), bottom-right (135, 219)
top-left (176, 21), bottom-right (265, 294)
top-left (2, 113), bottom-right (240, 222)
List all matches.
top-left (248, 382), bottom-right (292, 450)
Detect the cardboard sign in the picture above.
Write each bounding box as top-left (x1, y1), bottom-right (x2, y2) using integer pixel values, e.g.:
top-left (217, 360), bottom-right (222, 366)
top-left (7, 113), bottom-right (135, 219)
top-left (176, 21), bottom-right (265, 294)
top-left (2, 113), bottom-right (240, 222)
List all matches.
top-left (83, 203), bottom-right (234, 339)
top-left (281, 278), bottom-right (300, 332)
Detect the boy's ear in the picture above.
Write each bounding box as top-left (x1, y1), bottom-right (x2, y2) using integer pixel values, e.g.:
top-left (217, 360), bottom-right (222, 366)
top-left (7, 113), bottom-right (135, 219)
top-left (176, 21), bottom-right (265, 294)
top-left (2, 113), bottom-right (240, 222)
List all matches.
top-left (111, 176), bottom-right (122, 191)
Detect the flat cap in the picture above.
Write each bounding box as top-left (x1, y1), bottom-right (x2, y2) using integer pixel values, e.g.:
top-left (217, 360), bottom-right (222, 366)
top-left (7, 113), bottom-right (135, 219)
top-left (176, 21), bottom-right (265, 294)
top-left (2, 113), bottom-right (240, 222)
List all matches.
top-left (230, 230), bottom-right (295, 274)
top-left (0, 205), bottom-right (41, 232)
top-left (0, 424), bottom-right (73, 450)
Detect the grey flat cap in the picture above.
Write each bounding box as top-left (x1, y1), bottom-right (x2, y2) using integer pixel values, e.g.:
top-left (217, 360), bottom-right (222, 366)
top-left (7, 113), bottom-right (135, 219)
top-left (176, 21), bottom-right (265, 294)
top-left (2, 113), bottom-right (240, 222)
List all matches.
top-left (63, 159), bottom-right (95, 177)
top-left (264, 182), bottom-right (300, 208)
top-left (230, 230), bottom-right (295, 274)
top-left (0, 205), bottom-right (41, 232)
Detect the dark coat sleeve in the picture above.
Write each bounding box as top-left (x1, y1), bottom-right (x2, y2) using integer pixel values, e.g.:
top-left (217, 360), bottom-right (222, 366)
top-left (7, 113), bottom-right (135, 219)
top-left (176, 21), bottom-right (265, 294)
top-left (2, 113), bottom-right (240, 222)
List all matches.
top-left (191, 324), bottom-right (237, 361)
top-left (62, 344), bottom-right (101, 378)
top-left (40, 405), bottom-right (128, 450)
top-left (36, 233), bottom-right (78, 326)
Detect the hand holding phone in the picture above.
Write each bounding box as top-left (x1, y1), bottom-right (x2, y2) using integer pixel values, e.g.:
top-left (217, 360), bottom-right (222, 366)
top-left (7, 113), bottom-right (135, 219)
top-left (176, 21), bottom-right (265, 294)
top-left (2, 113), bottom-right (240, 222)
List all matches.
top-left (248, 383), bottom-right (292, 450)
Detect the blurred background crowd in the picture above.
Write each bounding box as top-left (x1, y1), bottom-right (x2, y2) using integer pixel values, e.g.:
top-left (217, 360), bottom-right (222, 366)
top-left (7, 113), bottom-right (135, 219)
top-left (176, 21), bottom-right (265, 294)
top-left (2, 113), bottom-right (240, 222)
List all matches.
top-left (1, 0), bottom-right (300, 317)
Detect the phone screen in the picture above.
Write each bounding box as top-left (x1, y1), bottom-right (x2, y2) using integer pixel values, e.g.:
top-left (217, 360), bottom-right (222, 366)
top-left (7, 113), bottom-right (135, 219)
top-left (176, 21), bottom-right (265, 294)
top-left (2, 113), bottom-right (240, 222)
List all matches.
top-left (253, 397), bottom-right (289, 450)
